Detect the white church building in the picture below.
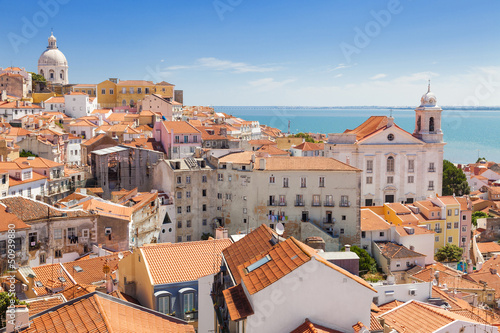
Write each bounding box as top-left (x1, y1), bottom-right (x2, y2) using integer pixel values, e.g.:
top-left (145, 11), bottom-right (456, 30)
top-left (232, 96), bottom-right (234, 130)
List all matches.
top-left (38, 32), bottom-right (69, 85)
top-left (325, 85), bottom-right (445, 206)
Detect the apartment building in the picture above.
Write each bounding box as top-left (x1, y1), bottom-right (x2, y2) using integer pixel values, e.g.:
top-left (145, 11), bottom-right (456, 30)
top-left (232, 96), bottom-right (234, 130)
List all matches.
top-left (152, 158), bottom-right (217, 243)
top-left (212, 152), bottom-right (361, 248)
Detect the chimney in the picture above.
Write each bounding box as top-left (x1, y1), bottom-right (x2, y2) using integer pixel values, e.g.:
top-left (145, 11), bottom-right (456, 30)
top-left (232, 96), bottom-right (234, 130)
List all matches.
top-left (215, 227), bottom-right (228, 239)
top-left (6, 305), bottom-right (29, 333)
top-left (16, 100), bottom-right (20, 108)
top-left (345, 244), bottom-right (351, 252)
top-left (387, 116), bottom-right (394, 127)
top-left (1, 90), bottom-right (6, 101)
top-left (259, 158), bottom-right (266, 170)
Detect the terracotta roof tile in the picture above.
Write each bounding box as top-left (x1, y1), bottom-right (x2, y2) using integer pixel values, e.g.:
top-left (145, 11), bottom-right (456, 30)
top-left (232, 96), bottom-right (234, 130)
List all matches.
top-left (62, 252), bottom-right (131, 286)
top-left (0, 203), bottom-right (30, 232)
top-left (223, 284), bottom-right (254, 321)
top-left (290, 319), bottom-right (343, 333)
top-left (343, 116), bottom-right (388, 140)
top-left (141, 238), bottom-right (233, 285)
top-left (60, 284), bottom-right (96, 300)
top-left (25, 295), bottom-right (66, 316)
top-left (256, 145), bottom-right (289, 156)
top-left (222, 225), bottom-right (276, 284)
top-left (162, 121), bottom-right (201, 135)
top-left (477, 242), bottom-right (500, 254)
top-left (376, 242), bottom-right (425, 259)
top-left (360, 209), bottom-right (390, 231)
top-left (293, 141), bottom-right (323, 151)
top-left (370, 313), bottom-right (384, 331)
top-left (379, 300), bottom-right (489, 332)
top-left (26, 263), bottom-right (76, 297)
top-left (25, 292), bottom-right (195, 333)
top-left (0, 197), bottom-right (91, 222)
top-left (238, 237), bottom-right (375, 295)
top-left (413, 268), bottom-right (487, 290)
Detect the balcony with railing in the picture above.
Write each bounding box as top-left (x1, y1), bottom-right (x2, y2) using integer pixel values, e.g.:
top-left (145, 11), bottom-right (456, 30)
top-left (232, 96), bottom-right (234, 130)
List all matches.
top-left (324, 201), bottom-right (335, 207)
top-left (278, 201), bottom-right (287, 206)
top-left (184, 310), bottom-right (198, 322)
top-left (267, 200), bottom-right (276, 206)
top-left (295, 201), bottom-right (305, 207)
top-left (339, 201), bottom-right (351, 207)
top-left (312, 201), bottom-right (321, 207)
top-left (434, 228), bottom-right (442, 234)
top-left (428, 167), bottom-right (436, 172)
top-left (428, 186), bottom-right (435, 191)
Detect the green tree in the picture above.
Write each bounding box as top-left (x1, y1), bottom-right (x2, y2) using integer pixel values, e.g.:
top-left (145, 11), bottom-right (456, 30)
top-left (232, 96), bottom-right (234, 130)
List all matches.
top-left (442, 160), bottom-right (470, 196)
top-left (29, 72), bottom-right (45, 82)
top-left (476, 157), bottom-right (487, 163)
top-left (291, 133), bottom-right (316, 143)
top-left (19, 150), bottom-right (37, 157)
top-left (472, 211), bottom-right (490, 227)
top-left (0, 292), bottom-right (26, 327)
top-left (435, 244), bottom-right (463, 262)
top-left (201, 232), bottom-right (213, 240)
top-left (342, 245), bottom-right (377, 274)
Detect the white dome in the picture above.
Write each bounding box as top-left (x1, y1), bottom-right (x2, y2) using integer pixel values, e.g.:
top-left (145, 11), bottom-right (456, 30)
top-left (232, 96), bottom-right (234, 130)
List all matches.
top-left (38, 48), bottom-right (68, 66)
top-left (420, 84), bottom-right (437, 107)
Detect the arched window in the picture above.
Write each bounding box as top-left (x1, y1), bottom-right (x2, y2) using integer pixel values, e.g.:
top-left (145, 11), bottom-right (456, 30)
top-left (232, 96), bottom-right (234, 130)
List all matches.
top-left (39, 69), bottom-right (44, 76)
top-left (387, 156), bottom-right (395, 172)
top-left (60, 70), bottom-right (64, 79)
top-left (154, 291), bottom-right (172, 314)
top-left (49, 70), bottom-right (54, 79)
top-left (130, 99), bottom-right (134, 107)
top-left (417, 116), bottom-right (421, 132)
top-left (122, 100), bottom-right (127, 106)
top-left (429, 117), bottom-right (435, 132)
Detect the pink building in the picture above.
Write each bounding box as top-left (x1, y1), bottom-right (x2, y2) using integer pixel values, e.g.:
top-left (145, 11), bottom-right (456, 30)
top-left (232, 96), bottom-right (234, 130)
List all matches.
top-left (153, 121), bottom-right (201, 159)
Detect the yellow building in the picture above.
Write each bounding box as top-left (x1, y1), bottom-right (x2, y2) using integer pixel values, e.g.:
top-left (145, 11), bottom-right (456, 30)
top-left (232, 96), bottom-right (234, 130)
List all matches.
top-left (97, 79), bottom-right (175, 108)
top-left (71, 84), bottom-right (97, 97)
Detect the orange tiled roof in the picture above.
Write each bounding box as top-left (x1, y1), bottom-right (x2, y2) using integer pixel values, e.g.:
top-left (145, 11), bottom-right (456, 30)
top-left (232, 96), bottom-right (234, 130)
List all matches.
top-left (248, 139), bottom-right (276, 146)
top-left (222, 225), bottom-right (276, 284)
top-left (290, 319), bottom-right (343, 333)
top-left (370, 313), bottom-right (384, 331)
top-left (24, 292), bottom-right (195, 333)
top-left (477, 242), bottom-right (500, 254)
top-left (377, 300), bottom-right (405, 315)
top-left (14, 156), bottom-right (63, 168)
top-left (62, 252), bottom-right (131, 286)
top-left (360, 209), bottom-right (390, 231)
top-left (140, 238), bottom-right (233, 285)
top-left (257, 145), bottom-right (289, 156)
top-left (293, 141), bottom-right (323, 151)
top-left (223, 284), bottom-right (254, 321)
top-left (343, 116), bottom-right (388, 140)
top-left (45, 96), bottom-right (65, 104)
top-left (60, 284), bottom-right (96, 300)
top-left (412, 268), bottom-right (487, 290)
top-left (0, 197), bottom-right (90, 222)
top-left (0, 203), bottom-right (30, 232)
top-left (70, 119), bottom-right (98, 127)
top-left (386, 202), bottom-right (412, 214)
top-left (162, 121), bottom-right (201, 135)
top-left (395, 224), bottom-right (434, 236)
top-left (238, 237), bottom-right (375, 295)
top-left (378, 300), bottom-right (488, 332)
top-left (25, 295), bottom-right (66, 316)
top-left (8, 172), bottom-right (47, 186)
top-left (376, 242), bottom-right (425, 259)
top-left (4, 127), bottom-right (32, 136)
top-left (28, 263), bottom-right (76, 297)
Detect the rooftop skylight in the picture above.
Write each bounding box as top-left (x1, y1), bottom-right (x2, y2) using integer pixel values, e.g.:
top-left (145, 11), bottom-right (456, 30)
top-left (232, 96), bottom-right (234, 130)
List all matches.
top-left (246, 255), bottom-right (271, 273)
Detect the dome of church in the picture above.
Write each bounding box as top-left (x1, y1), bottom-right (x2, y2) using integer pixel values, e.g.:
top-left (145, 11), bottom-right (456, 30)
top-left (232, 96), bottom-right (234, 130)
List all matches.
top-left (420, 83), bottom-right (437, 107)
top-left (38, 32), bottom-right (68, 67)
top-left (38, 48), bottom-right (67, 66)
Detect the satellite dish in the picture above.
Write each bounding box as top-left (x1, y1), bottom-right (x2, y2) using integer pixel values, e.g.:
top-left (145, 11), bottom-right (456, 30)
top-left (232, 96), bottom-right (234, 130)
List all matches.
top-left (276, 222), bottom-right (285, 236)
top-left (118, 252), bottom-right (124, 260)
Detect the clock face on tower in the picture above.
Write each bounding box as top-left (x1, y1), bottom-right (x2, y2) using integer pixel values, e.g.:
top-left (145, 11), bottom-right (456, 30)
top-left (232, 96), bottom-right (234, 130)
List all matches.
top-left (387, 134), bottom-right (395, 141)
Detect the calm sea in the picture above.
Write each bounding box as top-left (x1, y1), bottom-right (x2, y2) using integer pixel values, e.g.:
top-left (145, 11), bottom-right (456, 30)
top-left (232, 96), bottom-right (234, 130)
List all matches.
top-left (214, 106), bottom-right (500, 164)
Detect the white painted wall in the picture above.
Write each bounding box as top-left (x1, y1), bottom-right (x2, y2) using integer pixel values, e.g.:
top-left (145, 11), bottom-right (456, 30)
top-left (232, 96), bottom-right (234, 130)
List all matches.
top-left (436, 321), bottom-right (497, 333)
top-left (244, 258), bottom-right (375, 333)
top-left (373, 282), bottom-right (432, 305)
top-left (394, 229), bottom-right (435, 265)
top-left (198, 273), bottom-right (216, 333)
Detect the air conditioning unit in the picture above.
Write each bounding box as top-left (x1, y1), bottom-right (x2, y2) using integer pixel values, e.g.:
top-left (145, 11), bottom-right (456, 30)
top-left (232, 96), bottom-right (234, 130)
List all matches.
top-left (409, 289), bottom-right (416, 296)
top-left (104, 227), bottom-right (112, 235)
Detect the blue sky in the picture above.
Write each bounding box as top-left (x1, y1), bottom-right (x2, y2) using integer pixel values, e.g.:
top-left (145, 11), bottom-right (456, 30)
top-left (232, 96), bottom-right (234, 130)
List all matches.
top-left (1, 0), bottom-right (500, 106)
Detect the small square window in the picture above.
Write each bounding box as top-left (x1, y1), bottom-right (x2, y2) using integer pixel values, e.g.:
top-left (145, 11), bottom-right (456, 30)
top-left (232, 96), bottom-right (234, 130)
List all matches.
top-left (202, 219), bottom-right (207, 226)
top-left (177, 221), bottom-right (182, 228)
top-left (177, 236), bottom-right (182, 242)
